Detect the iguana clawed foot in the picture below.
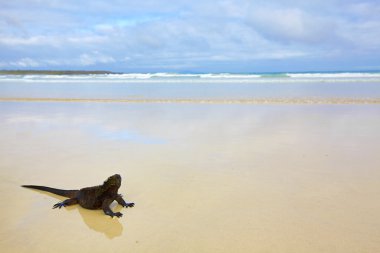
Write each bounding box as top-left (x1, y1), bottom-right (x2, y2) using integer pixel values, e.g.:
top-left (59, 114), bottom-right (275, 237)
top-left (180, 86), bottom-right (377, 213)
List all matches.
top-left (123, 202), bottom-right (135, 208)
top-left (53, 202), bottom-right (66, 209)
top-left (105, 210), bottom-right (123, 218)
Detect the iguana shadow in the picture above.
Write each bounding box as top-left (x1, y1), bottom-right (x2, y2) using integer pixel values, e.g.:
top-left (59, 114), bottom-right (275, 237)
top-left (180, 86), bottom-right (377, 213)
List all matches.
top-left (28, 191), bottom-right (124, 239)
top-left (77, 205), bottom-right (124, 239)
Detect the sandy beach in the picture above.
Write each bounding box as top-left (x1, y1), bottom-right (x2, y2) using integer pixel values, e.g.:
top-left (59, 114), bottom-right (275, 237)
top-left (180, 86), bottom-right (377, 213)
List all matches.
top-left (2, 0), bottom-right (380, 251)
top-left (1, 101), bottom-right (379, 252)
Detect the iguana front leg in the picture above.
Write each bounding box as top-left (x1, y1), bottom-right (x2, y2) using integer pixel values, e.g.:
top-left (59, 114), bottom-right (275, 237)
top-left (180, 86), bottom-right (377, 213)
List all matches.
top-left (102, 198), bottom-right (123, 218)
top-left (53, 198), bottom-right (78, 209)
top-left (116, 194), bottom-right (135, 208)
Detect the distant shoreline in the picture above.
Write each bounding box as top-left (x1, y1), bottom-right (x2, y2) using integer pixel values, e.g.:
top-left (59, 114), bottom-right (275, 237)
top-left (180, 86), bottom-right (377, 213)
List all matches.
top-left (0, 70), bottom-right (118, 75)
top-left (1, 70), bottom-right (380, 76)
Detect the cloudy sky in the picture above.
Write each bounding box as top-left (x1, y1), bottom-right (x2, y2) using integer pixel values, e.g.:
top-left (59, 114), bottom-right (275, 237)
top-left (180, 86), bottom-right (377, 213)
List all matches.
top-left (1, 0), bottom-right (380, 72)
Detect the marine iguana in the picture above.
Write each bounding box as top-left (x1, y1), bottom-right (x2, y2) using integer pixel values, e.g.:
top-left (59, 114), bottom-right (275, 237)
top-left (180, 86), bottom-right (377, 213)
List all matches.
top-left (22, 174), bottom-right (134, 218)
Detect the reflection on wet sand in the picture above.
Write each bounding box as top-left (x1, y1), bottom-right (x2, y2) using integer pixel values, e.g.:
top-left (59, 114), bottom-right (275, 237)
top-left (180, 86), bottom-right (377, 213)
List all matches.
top-left (1, 102), bottom-right (380, 253)
top-left (20, 189), bottom-right (124, 239)
top-left (78, 207), bottom-right (123, 239)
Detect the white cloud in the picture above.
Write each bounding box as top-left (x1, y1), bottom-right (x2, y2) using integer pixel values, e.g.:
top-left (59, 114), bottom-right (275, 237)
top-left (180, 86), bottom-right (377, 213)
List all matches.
top-left (0, 36), bottom-right (51, 46)
top-left (339, 20), bottom-right (380, 52)
top-left (78, 52), bottom-right (115, 66)
top-left (345, 2), bottom-right (380, 19)
top-left (10, 58), bottom-right (40, 67)
top-left (0, 52), bottom-right (115, 68)
top-left (0, 35), bottom-right (106, 47)
top-left (243, 6), bottom-right (336, 44)
top-left (1, 0), bottom-right (380, 71)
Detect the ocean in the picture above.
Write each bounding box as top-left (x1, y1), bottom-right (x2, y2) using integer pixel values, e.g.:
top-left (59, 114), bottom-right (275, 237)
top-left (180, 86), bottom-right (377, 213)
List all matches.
top-left (0, 72), bottom-right (380, 103)
top-left (1, 71), bottom-right (380, 252)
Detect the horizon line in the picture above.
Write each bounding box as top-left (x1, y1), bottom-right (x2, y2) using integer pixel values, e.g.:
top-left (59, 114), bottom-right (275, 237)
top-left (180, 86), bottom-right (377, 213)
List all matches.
top-left (1, 69), bottom-right (380, 75)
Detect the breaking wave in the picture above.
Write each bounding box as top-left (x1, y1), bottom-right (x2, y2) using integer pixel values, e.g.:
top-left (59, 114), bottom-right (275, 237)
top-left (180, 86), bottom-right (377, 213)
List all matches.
top-left (1, 72), bottom-right (380, 83)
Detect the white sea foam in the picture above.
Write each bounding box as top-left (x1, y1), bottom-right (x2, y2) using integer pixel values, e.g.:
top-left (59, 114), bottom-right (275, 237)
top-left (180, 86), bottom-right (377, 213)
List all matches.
top-left (286, 72), bottom-right (380, 78)
top-left (1, 72), bottom-right (380, 83)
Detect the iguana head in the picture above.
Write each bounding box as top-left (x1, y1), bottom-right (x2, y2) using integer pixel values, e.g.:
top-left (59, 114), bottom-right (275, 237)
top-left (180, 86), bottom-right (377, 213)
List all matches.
top-left (104, 174), bottom-right (122, 189)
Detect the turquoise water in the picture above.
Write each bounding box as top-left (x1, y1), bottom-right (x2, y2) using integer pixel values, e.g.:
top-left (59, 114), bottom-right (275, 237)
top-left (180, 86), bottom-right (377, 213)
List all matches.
top-left (0, 73), bottom-right (380, 101)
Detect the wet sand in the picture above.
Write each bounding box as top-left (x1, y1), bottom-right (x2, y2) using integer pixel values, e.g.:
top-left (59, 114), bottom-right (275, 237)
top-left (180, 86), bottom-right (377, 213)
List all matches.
top-left (1, 102), bottom-right (380, 252)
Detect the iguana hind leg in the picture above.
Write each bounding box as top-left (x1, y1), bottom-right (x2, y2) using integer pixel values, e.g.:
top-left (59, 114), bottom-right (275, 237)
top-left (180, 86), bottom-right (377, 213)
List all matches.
top-left (53, 198), bottom-right (78, 209)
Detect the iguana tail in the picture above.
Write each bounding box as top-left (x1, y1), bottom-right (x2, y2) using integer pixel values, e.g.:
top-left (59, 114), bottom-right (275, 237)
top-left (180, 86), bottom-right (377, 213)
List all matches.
top-left (22, 185), bottom-right (78, 198)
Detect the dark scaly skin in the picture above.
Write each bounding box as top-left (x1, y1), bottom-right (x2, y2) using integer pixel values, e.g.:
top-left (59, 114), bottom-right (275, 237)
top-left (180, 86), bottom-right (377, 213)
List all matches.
top-left (22, 174), bottom-right (134, 218)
